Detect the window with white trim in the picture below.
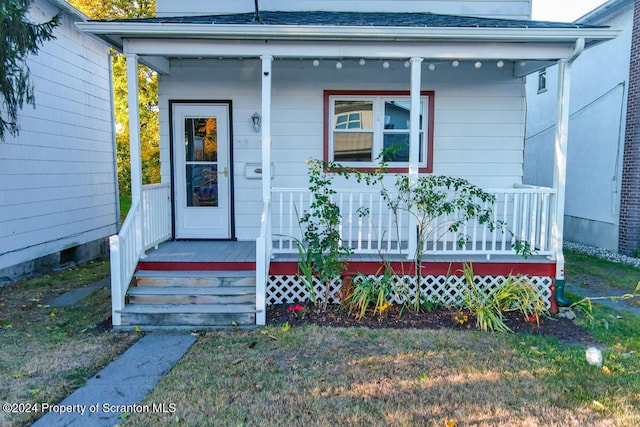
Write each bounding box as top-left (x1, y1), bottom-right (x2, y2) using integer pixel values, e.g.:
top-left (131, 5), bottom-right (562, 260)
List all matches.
top-left (325, 91), bottom-right (434, 172)
top-left (537, 69), bottom-right (547, 94)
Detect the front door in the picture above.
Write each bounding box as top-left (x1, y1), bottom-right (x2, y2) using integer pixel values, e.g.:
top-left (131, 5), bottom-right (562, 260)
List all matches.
top-left (172, 103), bottom-right (232, 239)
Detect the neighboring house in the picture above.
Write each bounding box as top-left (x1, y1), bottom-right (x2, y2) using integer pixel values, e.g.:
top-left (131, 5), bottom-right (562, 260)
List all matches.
top-left (0, 0), bottom-right (118, 283)
top-left (79, 0), bottom-right (617, 328)
top-left (525, 0), bottom-right (635, 254)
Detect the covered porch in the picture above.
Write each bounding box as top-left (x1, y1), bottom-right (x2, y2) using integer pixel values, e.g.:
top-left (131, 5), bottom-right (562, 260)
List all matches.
top-left (77, 12), bottom-right (617, 327)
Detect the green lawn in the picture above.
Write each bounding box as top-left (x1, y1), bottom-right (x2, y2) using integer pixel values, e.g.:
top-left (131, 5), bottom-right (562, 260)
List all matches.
top-left (125, 251), bottom-right (640, 427)
top-left (0, 262), bottom-right (138, 427)
top-left (126, 322), bottom-right (640, 426)
top-left (565, 249), bottom-right (640, 292)
top-left (119, 193), bottom-right (132, 223)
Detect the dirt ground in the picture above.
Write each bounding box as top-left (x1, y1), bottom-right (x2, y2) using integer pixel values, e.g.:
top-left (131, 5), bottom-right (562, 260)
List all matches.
top-left (267, 304), bottom-right (596, 345)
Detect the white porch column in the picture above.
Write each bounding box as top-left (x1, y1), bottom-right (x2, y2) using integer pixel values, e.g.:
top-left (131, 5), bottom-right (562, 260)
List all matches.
top-left (126, 54), bottom-right (143, 204)
top-left (261, 55), bottom-right (273, 204)
top-left (550, 59), bottom-right (572, 304)
top-left (407, 57), bottom-right (423, 259)
top-left (256, 55), bottom-right (273, 326)
top-left (126, 54), bottom-right (145, 253)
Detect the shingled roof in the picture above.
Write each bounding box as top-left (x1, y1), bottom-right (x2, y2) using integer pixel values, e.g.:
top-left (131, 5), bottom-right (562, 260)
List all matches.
top-left (98, 11), bottom-right (605, 30)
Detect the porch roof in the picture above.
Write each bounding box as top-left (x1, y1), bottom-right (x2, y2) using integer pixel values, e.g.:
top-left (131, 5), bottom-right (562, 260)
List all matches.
top-left (92, 11), bottom-right (604, 29)
top-left (77, 11), bottom-right (618, 72)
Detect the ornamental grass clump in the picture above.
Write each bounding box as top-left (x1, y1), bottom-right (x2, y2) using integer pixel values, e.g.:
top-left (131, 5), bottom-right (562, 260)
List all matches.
top-left (460, 263), bottom-right (548, 332)
top-left (344, 267), bottom-right (405, 319)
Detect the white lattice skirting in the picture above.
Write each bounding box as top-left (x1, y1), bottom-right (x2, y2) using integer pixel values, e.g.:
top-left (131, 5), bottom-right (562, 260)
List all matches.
top-left (267, 275), bottom-right (554, 309)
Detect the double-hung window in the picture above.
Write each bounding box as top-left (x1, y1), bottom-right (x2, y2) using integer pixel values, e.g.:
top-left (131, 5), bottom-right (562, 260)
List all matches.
top-left (324, 90), bottom-right (434, 172)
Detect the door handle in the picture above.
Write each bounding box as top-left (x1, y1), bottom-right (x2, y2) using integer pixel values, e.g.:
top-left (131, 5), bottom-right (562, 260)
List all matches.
top-left (222, 166), bottom-right (229, 177)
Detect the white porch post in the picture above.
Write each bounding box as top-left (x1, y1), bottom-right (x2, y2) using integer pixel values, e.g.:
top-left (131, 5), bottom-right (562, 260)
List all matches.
top-left (261, 55), bottom-right (273, 204)
top-left (126, 53), bottom-right (145, 254)
top-left (256, 55), bottom-right (273, 326)
top-left (550, 58), bottom-right (572, 305)
top-left (407, 57), bottom-right (423, 259)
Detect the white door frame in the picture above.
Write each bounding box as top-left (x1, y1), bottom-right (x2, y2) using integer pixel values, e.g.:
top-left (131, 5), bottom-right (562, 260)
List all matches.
top-left (170, 100), bottom-right (234, 239)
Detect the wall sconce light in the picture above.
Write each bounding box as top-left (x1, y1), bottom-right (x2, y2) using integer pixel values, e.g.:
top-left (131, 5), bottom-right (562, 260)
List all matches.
top-left (251, 112), bottom-right (261, 133)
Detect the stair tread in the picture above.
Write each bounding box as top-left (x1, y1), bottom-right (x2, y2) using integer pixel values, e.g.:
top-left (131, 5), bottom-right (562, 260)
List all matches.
top-left (127, 286), bottom-right (255, 296)
top-left (135, 270), bottom-right (255, 278)
top-left (120, 304), bottom-right (257, 314)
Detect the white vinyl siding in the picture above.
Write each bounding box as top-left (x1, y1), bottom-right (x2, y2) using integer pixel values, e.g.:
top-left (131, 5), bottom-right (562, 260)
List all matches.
top-left (0, 0), bottom-right (116, 270)
top-left (159, 58), bottom-right (525, 240)
top-left (157, 0), bottom-right (531, 20)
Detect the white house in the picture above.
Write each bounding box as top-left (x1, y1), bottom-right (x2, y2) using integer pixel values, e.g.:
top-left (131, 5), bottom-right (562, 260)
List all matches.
top-left (79, 0), bottom-right (617, 328)
top-left (0, 0), bottom-right (118, 283)
top-left (525, 0), bottom-right (634, 253)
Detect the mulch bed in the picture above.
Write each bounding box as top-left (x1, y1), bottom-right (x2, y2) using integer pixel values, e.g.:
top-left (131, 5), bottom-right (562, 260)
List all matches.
top-left (267, 303), bottom-right (596, 345)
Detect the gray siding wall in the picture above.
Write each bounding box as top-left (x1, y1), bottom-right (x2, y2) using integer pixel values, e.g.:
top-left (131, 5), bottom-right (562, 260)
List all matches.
top-left (0, 0), bottom-right (117, 272)
top-left (524, 2), bottom-right (633, 251)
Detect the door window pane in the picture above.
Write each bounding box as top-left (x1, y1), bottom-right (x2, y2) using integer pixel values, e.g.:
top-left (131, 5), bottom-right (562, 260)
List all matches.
top-left (186, 165), bottom-right (218, 207)
top-left (185, 118), bottom-right (218, 161)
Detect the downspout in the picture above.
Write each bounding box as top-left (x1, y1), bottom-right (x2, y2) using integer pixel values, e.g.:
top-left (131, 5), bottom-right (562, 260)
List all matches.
top-left (552, 38), bottom-right (584, 307)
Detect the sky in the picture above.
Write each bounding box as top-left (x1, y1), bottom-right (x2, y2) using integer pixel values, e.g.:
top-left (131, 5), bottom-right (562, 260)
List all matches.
top-left (532, 0), bottom-right (609, 21)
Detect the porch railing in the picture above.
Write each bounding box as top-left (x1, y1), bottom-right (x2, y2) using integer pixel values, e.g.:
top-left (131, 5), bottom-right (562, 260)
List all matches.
top-left (109, 183), bottom-right (172, 326)
top-left (256, 200), bottom-right (273, 325)
top-left (142, 183), bottom-right (172, 248)
top-left (271, 185), bottom-right (556, 258)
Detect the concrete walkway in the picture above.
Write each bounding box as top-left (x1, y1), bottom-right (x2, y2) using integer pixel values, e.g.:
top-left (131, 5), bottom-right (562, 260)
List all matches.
top-left (31, 333), bottom-right (196, 427)
top-left (565, 281), bottom-right (640, 317)
top-left (47, 278), bottom-right (109, 308)
top-left (31, 280), bottom-right (197, 426)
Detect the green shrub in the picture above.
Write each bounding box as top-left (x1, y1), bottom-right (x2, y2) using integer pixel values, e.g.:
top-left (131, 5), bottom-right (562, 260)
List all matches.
top-left (460, 263), bottom-right (549, 332)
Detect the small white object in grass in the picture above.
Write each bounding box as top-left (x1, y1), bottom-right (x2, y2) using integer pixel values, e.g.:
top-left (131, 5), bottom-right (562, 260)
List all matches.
top-left (586, 347), bottom-right (603, 367)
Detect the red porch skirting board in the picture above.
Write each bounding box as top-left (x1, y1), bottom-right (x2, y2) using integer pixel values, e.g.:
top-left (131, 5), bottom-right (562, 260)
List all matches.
top-left (136, 261), bottom-right (257, 271)
top-left (269, 261), bottom-right (558, 314)
top-left (269, 261), bottom-right (556, 277)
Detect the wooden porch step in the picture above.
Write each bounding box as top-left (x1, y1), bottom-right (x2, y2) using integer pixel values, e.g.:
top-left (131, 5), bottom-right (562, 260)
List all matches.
top-left (119, 304), bottom-right (256, 327)
top-left (127, 286), bottom-right (255, 305)
top-left (135, 270), bottom-right (256, 287)
top-left (123, 269), bottom-right (257, 329)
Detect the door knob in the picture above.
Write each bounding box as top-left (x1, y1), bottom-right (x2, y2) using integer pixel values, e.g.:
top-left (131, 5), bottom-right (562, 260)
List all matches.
top-left (222, 166), bottom-right (229, 177)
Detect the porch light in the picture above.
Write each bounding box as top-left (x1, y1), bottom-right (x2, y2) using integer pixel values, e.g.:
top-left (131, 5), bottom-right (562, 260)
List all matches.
top-left (312, 59), bottom-right (320, 67)
top-left (336, 61), bottom-right (343, 69)
top-left (452, 60), bottom-right (459, 67)
top-left (404, 61), bottom-right (410, 68)
top-left (428, 63), bottom-right (436, 71)
top-left (382, 61), bottom-right (390, 69)
top-left (474, 61), bottom-right (482, 69)
top-left (251, 112), bottom-right (261, 132)
top-left (359, 58), bottom-right (366, 66)
top-left (497, 60), bottom-right (505, 68)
